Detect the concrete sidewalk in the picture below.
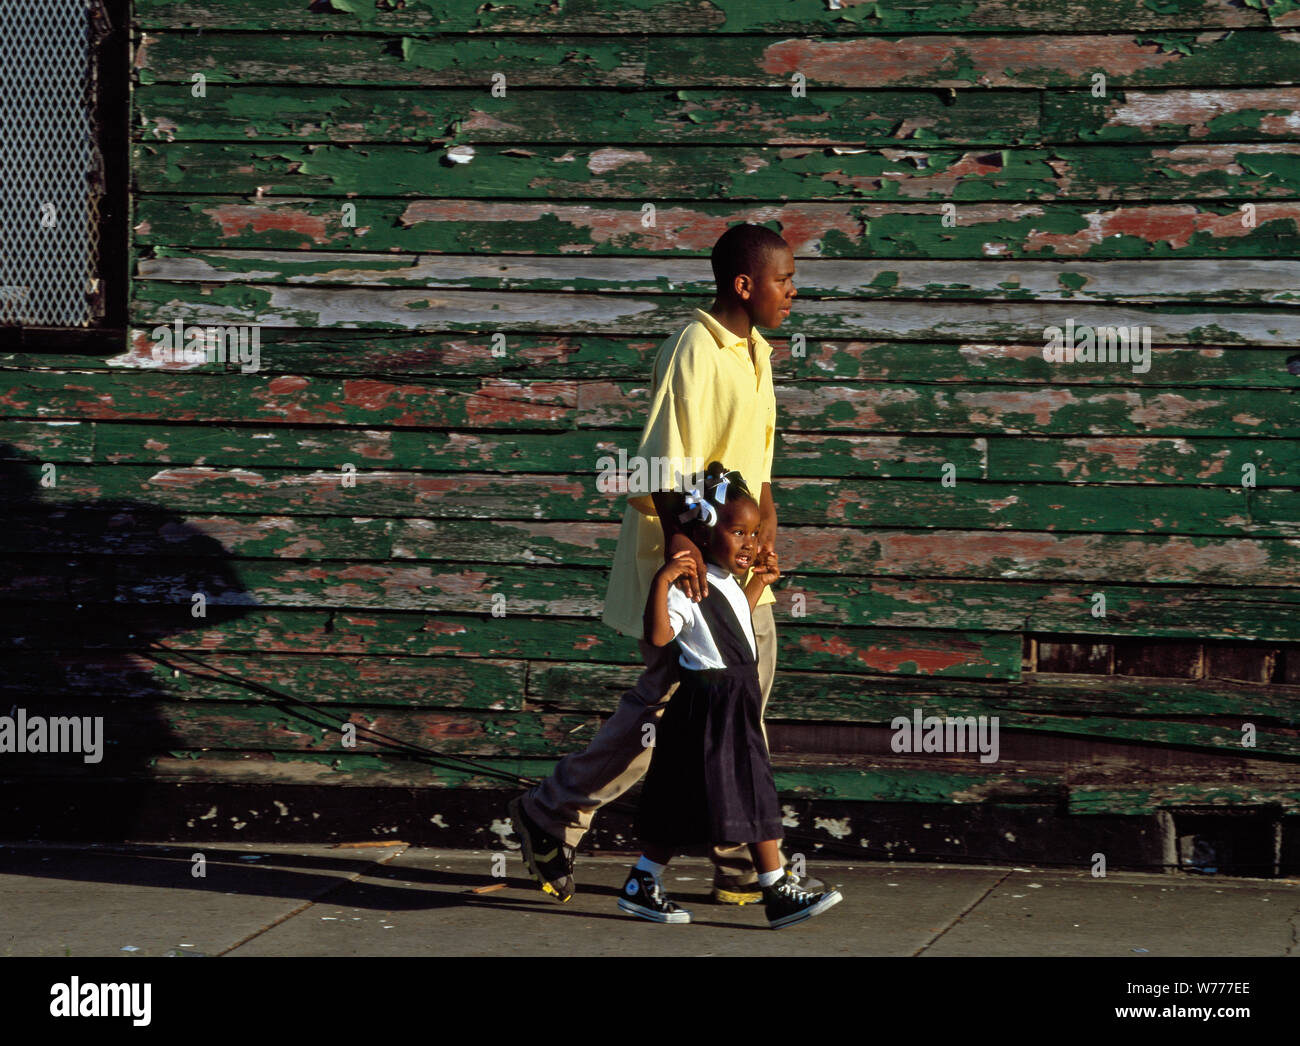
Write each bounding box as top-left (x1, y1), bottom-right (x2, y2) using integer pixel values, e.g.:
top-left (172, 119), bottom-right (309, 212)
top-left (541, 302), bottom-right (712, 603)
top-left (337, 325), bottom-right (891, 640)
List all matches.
top-left (2, 841), bottom-right (1298, 957)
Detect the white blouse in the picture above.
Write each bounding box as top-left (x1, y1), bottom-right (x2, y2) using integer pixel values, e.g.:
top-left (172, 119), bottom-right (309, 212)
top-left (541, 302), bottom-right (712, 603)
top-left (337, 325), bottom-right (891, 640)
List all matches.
top-left (664, 563), bottom-right (757, 669)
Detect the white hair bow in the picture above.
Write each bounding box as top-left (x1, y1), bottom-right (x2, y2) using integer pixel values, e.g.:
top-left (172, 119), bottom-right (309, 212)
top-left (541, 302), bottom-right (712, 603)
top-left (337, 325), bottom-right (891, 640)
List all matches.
top-left (678, 486), bottom-right (717, 527)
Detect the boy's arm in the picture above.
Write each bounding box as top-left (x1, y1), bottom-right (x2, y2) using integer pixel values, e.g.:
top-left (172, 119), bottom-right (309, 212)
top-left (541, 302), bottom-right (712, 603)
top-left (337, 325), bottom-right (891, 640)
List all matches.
top-left (638, 335), bottom-right (718, 598)
top-left (757, 481), bottom-right (777, 558)
top-left (651, 489), bottom-right (707, 600)
top-left (743, 550), bottom-right (780, 613)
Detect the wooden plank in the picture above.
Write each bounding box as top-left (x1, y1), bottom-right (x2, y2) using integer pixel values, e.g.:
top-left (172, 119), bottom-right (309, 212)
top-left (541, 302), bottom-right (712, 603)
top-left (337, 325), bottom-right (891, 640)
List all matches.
top-left (9, 508), bottom-right (395, 561)
top-left (2, 372), bottom-right (579, 429)
top-left (87, 558), bottom-right (1300, 639)
top-left (11, 372), bottom-right (1299, 436)
top-left (531, 661), bottom-right (1300, 721)
top-left (11, 466), bottom-right (1292, 536)
top-left (1044, 87), bottom-right (1300, 143)
top-left (6, 682), bottom-right (1295, 778)
top-left (0, 421), bottom-right (987, 481)
top-left (133, 31), bottom-right (1300, 89)
top-left (128, 285), bottom-right (1300, 348)
top-left (9, 750), bottom-right (1068, 806)
top-left (1069, 771), bottom-right (1300, 814)
top-left (0, 698), bottom-right (593, 758)
top-left (987, 435), bottom-right (1300, 485)
top-left (0, 653), bottom-right (527, 710)
top-left (131, 0), bottom-right (1280, 34)
top-left (9, 605), bottom-right (1295, 716)
top-left (135, 251), bottom-right (1300, 308)
top-left (133, 196), bottom-right (1300, 258)
top-left (0, 419), bottom-right (95, 460)
top-left (389, 520), bottom-right (1300, 587)
top-left (131, 141), bottom-right (1300, 200)
top-left (0, 606), bottom-right (1021, 679)
top-left (18, 749), bottom-right (1297, 814)
top-left (133, 85), bottom-right (1039, 145)
top-left (25, 333), bottom-right (1296, 392)
top-left (14, 510), bottom-right (1300, 585)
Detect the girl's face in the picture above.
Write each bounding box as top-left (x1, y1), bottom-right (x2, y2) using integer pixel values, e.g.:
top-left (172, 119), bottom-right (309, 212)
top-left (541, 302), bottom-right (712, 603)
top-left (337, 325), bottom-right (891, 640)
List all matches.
top-left (704, 498), bottom-right (761, 575)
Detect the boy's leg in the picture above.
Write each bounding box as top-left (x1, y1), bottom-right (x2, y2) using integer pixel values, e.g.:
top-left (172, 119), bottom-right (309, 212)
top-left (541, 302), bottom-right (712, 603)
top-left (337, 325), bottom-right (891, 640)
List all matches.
top-left (710, 602), bottom-right (778, 895)
top-left (520, 637), bottom-right (679, 848)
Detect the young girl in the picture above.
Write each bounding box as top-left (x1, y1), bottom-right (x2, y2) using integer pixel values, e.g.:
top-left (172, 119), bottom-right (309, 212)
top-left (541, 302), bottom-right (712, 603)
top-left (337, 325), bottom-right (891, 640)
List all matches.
top-left (619, 461), bottom-right (843, 929)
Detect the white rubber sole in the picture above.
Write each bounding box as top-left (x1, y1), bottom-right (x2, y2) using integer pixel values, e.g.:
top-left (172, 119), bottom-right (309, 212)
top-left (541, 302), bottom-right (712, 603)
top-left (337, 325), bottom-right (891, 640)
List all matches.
top-left (768, 889), bottom-right (843, 929)
top-left (618, 897), bottom-right (692, 924)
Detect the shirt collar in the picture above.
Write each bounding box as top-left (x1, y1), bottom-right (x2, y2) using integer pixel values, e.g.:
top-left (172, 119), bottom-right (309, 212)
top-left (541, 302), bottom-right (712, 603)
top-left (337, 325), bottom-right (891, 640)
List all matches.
top-left (705, 562), bottom-right (735, 581)
top-left (693, 308), bottom-right (772, 364)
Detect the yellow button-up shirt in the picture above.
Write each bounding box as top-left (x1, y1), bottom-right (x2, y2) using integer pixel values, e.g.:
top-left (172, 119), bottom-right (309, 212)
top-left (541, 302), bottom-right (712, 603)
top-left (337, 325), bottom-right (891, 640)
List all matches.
top-left (601, 308), bottom-right (777, 638)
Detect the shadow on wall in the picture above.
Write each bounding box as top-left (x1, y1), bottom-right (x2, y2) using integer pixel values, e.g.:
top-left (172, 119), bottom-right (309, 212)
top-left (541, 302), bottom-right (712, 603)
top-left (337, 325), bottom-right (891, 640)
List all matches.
top-left (0, 444), bottom-right (257, 839)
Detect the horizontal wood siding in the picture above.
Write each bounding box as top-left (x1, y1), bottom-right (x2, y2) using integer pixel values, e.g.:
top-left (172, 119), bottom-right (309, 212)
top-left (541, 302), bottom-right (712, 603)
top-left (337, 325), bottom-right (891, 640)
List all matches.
top-left (3, 0), bottom-right (1298, 833)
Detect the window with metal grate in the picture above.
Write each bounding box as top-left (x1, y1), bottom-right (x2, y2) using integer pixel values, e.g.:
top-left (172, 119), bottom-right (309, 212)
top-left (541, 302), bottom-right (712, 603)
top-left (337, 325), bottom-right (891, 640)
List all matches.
top-left (0, 0), bottom-right (123, 340)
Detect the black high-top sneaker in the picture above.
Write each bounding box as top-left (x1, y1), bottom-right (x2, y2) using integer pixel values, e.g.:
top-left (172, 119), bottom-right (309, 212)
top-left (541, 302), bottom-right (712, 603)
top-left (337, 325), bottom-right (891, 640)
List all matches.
top-left (762, 871), bottom-right (843, 929)
top-left (617, 867), bottom-right (692, 924)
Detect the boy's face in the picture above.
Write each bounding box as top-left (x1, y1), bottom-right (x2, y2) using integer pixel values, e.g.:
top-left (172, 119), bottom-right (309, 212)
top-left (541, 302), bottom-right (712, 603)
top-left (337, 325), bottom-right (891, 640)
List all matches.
top-left (706, 498), bottom-right (761, 575)
top-left (747, 245), bottom-right (797, 330)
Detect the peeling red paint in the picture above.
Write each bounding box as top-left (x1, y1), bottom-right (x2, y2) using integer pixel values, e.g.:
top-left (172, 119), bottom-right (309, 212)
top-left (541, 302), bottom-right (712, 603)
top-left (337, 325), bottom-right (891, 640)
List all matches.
top-left (397, 200), bottom-right (860, 255)
top-left (203, 203), bottom-right (332, 245)
top-left (1025, 205), bottom-right (1300, 255)
top-left (799, 632), bottom-right (985, 675)
top-left (463, 380), bottom-right (574, 426)
top-left (268, 375), bottom-right (310, 395)
top-left (1127, 392), bottom-right (1222, 427)
top-left (759, 36), bottom-right (1184, 86)
top-left (957, 388), bottom-right (1077, 428)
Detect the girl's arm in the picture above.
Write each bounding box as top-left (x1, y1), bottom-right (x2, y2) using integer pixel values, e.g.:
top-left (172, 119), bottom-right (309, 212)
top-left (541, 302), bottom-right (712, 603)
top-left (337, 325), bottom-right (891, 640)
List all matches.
top-left (743, 549), bottom-right (780, 613)
top-left (644, 550), bottom-right (699, 646)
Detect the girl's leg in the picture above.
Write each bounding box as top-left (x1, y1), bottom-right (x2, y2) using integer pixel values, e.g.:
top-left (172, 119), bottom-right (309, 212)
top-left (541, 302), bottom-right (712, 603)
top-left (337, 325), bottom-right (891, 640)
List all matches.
top-left (748, 839), bottom-right (784, 884)
top-left (620, 843), bottom-right (691, 922)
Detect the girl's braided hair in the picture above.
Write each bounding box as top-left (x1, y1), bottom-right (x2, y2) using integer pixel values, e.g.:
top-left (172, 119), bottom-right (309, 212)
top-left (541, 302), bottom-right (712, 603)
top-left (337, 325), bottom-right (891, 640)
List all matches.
top-left (675, 460), bottom-right (756, 539)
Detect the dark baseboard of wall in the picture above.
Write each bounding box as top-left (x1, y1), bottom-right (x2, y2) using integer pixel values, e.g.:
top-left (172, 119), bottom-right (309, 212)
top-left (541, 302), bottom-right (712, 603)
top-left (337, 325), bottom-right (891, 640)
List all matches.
top-left (4, 780), bottom-right (1296, 877)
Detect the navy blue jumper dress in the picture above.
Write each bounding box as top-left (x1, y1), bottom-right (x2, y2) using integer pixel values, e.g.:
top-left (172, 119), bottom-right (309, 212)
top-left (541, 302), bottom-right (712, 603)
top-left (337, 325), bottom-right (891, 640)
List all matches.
top-left (635, 580), bottom-right (784, 848)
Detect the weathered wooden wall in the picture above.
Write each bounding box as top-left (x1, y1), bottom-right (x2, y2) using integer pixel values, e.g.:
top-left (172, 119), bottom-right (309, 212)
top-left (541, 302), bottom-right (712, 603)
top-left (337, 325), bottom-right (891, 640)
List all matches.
top-left (4, 0), bottom-right (1299, 863)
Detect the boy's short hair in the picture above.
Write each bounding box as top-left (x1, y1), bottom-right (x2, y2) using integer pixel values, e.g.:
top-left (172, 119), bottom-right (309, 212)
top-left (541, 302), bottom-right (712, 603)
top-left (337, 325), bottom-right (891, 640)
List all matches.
top-left (711, 223), bottom-right (789, 297)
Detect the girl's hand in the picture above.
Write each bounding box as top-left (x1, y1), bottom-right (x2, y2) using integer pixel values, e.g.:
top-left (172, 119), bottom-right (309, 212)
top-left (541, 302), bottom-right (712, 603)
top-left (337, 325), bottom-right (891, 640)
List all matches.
top-left (752, 549), bottom-right (780, 587)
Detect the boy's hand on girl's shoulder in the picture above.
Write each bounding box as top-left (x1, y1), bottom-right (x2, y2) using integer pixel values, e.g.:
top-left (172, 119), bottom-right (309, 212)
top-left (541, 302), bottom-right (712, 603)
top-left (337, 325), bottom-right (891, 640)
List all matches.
top-left (656, 548), bottom-right (703, 602)
top-left (664, 531), bottom-right (708, 600)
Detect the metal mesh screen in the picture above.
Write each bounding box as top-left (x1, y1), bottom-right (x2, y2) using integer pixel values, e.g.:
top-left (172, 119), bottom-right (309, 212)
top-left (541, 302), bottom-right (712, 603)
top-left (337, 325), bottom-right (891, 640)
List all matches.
top-left (0, 0), bottom-right (108, 327)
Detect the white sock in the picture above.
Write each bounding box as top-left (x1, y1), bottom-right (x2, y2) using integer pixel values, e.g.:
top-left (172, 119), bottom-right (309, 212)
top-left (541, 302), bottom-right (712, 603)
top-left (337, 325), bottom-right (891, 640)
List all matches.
top-left (758, 868), bottom-right (784, 887)
top-left (635, 855), bottom-right (667, 879)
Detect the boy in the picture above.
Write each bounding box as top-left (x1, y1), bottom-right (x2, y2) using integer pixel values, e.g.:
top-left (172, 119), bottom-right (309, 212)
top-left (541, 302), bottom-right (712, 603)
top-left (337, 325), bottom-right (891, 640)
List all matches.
top-left (509, 223), bottom-right (816, 903)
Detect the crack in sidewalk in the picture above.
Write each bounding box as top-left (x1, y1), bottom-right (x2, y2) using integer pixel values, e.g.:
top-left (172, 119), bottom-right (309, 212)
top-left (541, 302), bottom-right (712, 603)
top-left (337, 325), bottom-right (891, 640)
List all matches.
top-left (216, 844), bottom-right (410, 956)
top-left (911, 868), bottom-right (1015, 956)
